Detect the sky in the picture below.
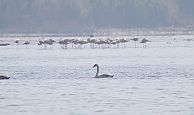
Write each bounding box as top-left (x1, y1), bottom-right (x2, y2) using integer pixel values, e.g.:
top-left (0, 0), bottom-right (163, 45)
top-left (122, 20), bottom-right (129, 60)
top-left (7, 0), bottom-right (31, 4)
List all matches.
top-left (0, 0), bottom-right (194, 33)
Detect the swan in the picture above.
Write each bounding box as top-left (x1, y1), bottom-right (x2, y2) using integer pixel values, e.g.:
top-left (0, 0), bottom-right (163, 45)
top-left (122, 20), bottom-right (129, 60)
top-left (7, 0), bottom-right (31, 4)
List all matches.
top-left (0, 74), bottom-right (10, 80)
top-left (93, 64), bottom-right (114, 78)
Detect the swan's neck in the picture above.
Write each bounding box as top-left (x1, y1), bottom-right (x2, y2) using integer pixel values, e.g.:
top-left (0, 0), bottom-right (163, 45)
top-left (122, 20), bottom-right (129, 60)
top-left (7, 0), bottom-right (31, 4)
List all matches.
top-left (95, 65), bottom-right (99, 77)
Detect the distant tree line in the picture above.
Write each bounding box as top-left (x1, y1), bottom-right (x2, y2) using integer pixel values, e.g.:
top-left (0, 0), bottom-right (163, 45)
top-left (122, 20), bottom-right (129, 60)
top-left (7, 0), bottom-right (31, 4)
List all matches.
top-left (0, 0), bottom-right (194, 33)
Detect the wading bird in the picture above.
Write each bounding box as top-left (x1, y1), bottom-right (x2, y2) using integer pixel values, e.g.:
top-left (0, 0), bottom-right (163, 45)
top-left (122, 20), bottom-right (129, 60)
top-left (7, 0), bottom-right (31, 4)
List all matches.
top-left (140, 38), bottom-right (151, 48)
top-left (15, 39), bottom-right (20, 47)
top-left (131, 38), bottom-right (139, 48)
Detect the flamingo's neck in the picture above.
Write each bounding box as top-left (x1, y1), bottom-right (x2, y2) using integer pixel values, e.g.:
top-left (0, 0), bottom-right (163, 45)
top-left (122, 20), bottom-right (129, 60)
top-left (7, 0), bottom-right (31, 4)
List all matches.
top-left (96, 65), bottom-right (99, 77)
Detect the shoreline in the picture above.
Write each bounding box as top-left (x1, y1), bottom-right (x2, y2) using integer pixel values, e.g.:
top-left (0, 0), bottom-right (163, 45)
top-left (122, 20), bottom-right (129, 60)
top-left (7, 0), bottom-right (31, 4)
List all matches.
top-left (1, 27), bottom-right (194, 38)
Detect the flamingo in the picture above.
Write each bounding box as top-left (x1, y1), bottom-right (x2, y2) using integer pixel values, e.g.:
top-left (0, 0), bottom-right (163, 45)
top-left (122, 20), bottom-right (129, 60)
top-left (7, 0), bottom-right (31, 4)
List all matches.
top-left (77, 40), bottom-right (88, 49)
top-left (39, 38), bottom-right (55, 49)
top-left (59, 39), bottom-right (70, 49)
top-left (89, 39), bottom-right (96, 49)
top-left (140, 38), bottom-right (151, 48)
top-left (15, 39), bottom-right (20, 47)
top-left (119, 38), bottom-right (129, 48)
top-left (110, 40), bottom-right (117, 48)
top-left (23, 41), bottom-right (30, 48)
top-left (0, 41), bottom-right (10, 46)
top-left (45, 39), bottom-right (55, 49)
top-left (131, 38), bottom-right (139, 48)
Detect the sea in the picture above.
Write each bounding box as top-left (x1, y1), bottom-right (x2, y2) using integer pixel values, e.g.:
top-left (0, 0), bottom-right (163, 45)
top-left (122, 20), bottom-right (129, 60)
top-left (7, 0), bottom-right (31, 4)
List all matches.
top-left (0, 35), bottom-right (194, 115)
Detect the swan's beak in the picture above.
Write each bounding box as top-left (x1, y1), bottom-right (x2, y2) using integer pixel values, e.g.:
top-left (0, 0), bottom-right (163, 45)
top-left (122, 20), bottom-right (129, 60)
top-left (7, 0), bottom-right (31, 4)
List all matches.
top-left (93, 64), bottom-right (97, 68)
top-left (93, 64), bottom-right (96, 68)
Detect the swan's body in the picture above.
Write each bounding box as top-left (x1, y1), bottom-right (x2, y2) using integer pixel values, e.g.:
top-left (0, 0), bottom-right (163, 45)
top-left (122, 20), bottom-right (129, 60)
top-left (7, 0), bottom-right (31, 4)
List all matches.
top-left (0, 74), bottom-right (10, 80)
top-left (93, 64), bottom-right (114, 78)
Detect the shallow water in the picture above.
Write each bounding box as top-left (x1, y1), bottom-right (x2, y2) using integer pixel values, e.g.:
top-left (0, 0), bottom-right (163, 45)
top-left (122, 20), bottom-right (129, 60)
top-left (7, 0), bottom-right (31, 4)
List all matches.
top-left (0, 36), bottom-right (194, 115)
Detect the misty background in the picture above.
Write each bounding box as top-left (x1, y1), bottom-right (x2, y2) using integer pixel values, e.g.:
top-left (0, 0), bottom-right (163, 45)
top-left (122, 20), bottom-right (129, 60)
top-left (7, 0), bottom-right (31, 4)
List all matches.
top-left (0, 0), bottom-right (194, 33)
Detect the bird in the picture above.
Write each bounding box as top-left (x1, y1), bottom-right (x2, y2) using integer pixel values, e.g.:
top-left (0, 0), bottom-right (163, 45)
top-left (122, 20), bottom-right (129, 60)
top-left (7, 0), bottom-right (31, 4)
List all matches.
top-left (23, 41), bottom-right (30, 45)
top-left (0, 42), bottom-right (10, 46)
top-left (131, 38), bottom-right (139, 48)
top-left (38, 39), bottom-right (44, 45)
top-left (38, 38), bottom-right (55, 49)
top-left (0, 74), bottom-right (10, 80)
top-left (131, 38), bottom-right (139, 42)
top-left (15, 39), bottom-right (20, 47)
top-left (93, 64), bottom-right (114, 78)
top-left (119, 38), bottom-right (129, 48)
top-left (15, 39), bottom-right (20, 44)
top-left (140, 38), bottom-right (151, 48)
top-left (23, 41), bottom-right (30, 48)
top-left (58, 39), bottom-right (70, 49)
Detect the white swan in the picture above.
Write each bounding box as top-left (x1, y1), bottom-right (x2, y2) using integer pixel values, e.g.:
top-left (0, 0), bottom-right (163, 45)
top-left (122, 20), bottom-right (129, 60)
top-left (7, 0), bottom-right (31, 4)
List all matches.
top-left (93, 64), bottom-right (114, 78)
top-left (0, 74), bottom-right (10, 80)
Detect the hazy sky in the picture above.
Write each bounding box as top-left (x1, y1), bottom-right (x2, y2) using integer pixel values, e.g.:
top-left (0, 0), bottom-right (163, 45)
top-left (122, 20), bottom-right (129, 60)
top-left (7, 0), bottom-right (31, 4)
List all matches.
top-left (0, 0), bottom-right (194, 33)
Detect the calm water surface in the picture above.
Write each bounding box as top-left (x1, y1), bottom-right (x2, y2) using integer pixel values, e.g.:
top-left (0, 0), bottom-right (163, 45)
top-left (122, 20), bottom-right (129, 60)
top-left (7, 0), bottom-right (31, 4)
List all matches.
top-left (0, 36), bottom-right (194, 115)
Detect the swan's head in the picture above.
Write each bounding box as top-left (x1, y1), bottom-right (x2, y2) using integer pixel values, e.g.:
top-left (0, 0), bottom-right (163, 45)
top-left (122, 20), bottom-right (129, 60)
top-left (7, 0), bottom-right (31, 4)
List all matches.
top-left (93, 64), bottom-right (98, 68)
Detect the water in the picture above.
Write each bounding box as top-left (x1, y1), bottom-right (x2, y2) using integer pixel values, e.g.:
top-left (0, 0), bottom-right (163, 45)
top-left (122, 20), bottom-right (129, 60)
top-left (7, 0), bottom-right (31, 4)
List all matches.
top-left (0, 35), bottom-right (194, 115)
